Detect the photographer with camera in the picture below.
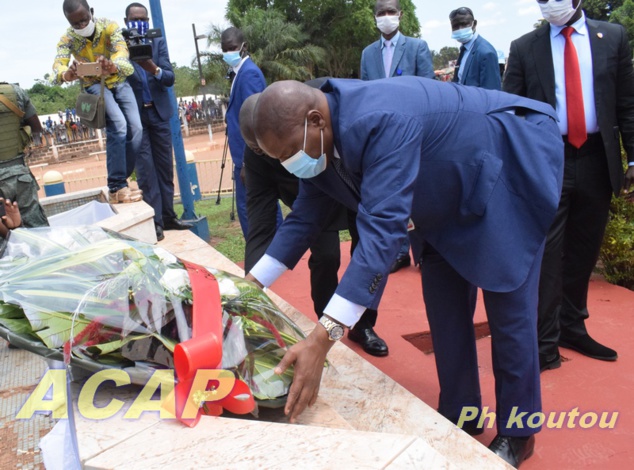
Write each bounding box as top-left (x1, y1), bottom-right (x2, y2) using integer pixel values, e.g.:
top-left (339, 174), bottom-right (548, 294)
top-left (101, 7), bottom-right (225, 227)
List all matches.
top-left (53, 0), bottom-right (143, 204)
top-left (123, 3), bottom-right (193, 241)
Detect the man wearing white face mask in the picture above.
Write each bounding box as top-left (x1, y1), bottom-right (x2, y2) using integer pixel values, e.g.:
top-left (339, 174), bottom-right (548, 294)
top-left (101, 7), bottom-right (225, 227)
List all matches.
top-left (504, 0), bottom-right (634, 373)
top-left (361, 0), bottom-right (435, 80)
top-left (360, 0), bottom-right (434, 277)
top-left (449, 7), bottom-right (501, 90)
top-left (360, 0), bottom-right (434, 82)
top-left (53, 0), bottom-right (143, 204)
top-left (221, 27), bottom-right (266, 240)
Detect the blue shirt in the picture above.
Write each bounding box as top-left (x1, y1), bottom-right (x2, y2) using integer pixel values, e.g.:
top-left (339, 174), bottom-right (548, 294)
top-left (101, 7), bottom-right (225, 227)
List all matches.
top-left (549, 12), bottom-right (599, 135)
top-left (457, 32), bottom-right (479, 83)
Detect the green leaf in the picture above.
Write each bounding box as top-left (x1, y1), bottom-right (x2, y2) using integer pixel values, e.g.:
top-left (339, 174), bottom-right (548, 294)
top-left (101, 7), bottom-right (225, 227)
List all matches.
top-left (21, 308), bottom-right (91, 349)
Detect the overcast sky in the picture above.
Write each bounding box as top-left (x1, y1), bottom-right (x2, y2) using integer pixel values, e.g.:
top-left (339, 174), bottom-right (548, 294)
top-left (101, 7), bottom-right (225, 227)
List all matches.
top-left (2, 0), bottom-right (544, 90)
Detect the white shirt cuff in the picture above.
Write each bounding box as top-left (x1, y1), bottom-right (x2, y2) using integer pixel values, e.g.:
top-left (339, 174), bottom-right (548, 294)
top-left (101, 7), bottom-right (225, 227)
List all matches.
top-left (248, 254), bottom-right (288, 287)
top-left (323, 294), bottom-right (366, 328)
top-left (628, 161), bottom-right (634, 167)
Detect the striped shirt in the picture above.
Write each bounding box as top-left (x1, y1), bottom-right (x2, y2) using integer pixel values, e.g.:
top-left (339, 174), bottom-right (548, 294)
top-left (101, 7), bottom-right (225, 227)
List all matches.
top-left (52, 17), bottom-right (133, 89)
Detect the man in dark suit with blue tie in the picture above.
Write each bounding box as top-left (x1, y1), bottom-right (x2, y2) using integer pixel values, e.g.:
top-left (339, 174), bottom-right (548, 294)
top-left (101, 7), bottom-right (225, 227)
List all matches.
top-left (449, 7), bottom-right (501, 90)
top-left (504, 0), bottom-right (634, 372)
top-left (124, 3), bottom-right (193, 241)
top-left (246, 78), bottom-right (564, 467)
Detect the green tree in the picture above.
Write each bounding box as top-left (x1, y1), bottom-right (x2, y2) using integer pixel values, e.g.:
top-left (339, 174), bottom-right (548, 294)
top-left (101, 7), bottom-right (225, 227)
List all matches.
top-left (582, 0), bottom-right (624, 20)
top-left (610, 0), bottom-right (634, 51)
top-left (27, 80), bottom-right (80, 115)
top-left (431, 46), bottom-right (460, 70)
top-left (209, 8), bottom-right (325, 82)
top-left (225, 0), bottom-right (421, 78)
top-left (173, 63), bottom-right (200, 98)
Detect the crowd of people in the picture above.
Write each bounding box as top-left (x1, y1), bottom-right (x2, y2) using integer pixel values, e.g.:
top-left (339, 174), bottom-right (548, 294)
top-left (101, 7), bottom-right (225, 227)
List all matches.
top-left (178, 98), bottom-right (224, 123)
top-left (2, 0), bottom-right (633, 468)
top-left (40, 114), bottom-right (98, 145)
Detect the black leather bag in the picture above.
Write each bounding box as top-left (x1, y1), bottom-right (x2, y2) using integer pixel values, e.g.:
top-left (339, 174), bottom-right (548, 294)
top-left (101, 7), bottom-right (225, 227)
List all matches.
top-left (76, 76), bottom-right (106, 129)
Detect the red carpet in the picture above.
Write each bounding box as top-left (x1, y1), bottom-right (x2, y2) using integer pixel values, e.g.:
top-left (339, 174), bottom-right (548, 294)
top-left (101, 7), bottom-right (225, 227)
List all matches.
top-left (269, 241), bottom-right (634, 469)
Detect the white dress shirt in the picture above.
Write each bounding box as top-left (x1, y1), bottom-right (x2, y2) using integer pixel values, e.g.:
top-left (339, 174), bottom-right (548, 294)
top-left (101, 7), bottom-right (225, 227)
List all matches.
top-left (249, 148), bottom-right (366, 328)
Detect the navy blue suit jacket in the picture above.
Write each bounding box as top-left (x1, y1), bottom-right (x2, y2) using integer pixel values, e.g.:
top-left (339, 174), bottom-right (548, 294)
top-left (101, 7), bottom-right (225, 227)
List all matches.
top-left (127, 37), bottom-right (175, 121)
top-left (226, 58), bottom-right (266, 168)
top-left (360, 34), bottom-right (435, 80)
top-left (459, 35), bottom-right (501, 90)
top-left (266, 78), bottom-right (564, 309)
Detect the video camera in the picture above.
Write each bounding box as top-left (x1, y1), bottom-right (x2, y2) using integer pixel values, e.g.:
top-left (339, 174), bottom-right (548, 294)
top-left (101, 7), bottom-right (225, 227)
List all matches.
top-left (121, 27), bottom-right (162, 61)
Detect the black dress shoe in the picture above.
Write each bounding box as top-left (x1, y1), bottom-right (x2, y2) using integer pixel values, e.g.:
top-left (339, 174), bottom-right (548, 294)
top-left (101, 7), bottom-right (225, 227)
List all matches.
top-left (155, 225), bottom-right (165, 242)
top-left (488, 434), bottom-right (535, 468)
top-left (347, 327), bottom-right (389, 357)
top-left (389, 255), bottom-right (411, 273)
top-left (559, 333), bottom-right (617, 361)
top-left (164, 218), bottom-right (194, 231)
top-left (539, 350), bottom-right (561, 372)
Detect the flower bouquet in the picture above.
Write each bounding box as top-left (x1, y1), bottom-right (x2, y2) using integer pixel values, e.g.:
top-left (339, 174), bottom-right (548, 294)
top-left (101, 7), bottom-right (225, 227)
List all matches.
top-left (0, 226), bottom-right (305, 413)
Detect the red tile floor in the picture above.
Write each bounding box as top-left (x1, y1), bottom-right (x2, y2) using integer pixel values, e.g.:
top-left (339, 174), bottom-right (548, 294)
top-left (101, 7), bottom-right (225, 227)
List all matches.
top-left (268, 241), bottom-right (634, 469)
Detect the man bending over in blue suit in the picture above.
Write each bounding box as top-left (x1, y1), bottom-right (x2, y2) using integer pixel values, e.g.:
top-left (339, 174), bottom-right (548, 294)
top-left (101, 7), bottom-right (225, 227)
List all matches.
top-left (124, 3), bottom-right (193, 241)
top-left (246, 78), bottom-right (564, 468)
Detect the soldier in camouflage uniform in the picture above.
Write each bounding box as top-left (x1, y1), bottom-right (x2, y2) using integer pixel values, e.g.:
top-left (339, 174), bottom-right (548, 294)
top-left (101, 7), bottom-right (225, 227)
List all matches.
top-left (0, 82), bottom-right (48, 229)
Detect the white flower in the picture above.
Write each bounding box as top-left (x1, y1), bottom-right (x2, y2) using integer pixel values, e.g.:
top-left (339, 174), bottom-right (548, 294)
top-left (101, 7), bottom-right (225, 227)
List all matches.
top-left (154, 247), bottom-right (178, 266)
top-left (218, 277), bottom-right (240, 298)
top-left (160, 268), bottom-right (190, 298)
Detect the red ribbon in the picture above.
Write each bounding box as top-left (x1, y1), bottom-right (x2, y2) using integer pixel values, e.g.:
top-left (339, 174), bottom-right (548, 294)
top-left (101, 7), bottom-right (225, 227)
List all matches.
top-left (166, 260), bottom-right (255, 427)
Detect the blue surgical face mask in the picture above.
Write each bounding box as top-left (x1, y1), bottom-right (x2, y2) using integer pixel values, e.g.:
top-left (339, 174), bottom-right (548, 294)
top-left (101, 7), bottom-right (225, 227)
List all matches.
top-left (282, 118), bottom-right (327, 179)
top-left (451, 26), bottom-right (474, 44)
top-left (223, 43), bottom-right (244, 68)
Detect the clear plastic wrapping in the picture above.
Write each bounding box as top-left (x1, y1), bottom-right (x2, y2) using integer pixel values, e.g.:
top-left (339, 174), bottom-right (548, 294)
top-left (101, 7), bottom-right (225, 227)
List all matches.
top-left (0, 227), bottom-right (305, 408)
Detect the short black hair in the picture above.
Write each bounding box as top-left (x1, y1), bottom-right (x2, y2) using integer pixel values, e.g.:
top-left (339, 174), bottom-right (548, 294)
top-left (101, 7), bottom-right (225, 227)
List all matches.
top-left (125, 2), bottom-right (148, 19)
top-left (449, 7), bottom-right (474, 20)
top-left (374, 0), bottom-right (401, 15)
top-left (63, 0), bottom-right (90, 15)
top-left (221, 27), bottom-right (244, 45)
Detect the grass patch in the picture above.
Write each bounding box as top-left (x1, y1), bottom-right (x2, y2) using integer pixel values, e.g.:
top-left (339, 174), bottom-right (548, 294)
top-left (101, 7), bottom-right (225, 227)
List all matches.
top-left (175, 196), bottom-right (245, 263)
top-left (176, 195), bottom-right (352, 264)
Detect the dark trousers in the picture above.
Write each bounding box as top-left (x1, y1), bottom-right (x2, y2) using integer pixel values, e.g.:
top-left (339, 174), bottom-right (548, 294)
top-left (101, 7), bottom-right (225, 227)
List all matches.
top-left (126, 106), bottom-right (176, 227)
top-left (538, 134), bottom-right (612, 356)
top-left (243, 148), bottom-right (341, 318)
top-left (421, 242), bottom-right (543, 436)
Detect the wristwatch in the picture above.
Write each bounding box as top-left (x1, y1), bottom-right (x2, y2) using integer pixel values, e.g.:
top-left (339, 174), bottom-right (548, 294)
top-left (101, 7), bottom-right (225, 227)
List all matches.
top-left (318, 316), bottom-right (345, 341)
top-left (154, 67), bottom-right (161, 77)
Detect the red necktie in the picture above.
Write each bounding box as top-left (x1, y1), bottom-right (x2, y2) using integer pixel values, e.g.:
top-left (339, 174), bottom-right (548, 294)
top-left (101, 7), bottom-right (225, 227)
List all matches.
top-left (563, 26), bottom-right (587, 148)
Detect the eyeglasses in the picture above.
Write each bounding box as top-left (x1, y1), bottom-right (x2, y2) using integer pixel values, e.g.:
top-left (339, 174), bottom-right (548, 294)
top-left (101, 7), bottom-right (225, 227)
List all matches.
top-left (449, 7), bottom-right (474, 20)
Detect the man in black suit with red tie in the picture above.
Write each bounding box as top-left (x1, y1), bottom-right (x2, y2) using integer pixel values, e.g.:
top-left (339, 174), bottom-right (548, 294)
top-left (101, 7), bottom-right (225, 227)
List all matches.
top-left (504, 0), bottom-right (634, 373)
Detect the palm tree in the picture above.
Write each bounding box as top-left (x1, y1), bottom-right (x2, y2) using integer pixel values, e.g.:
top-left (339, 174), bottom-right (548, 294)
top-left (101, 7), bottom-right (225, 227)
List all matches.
top-left (206, 8), bottom-right (326, 83)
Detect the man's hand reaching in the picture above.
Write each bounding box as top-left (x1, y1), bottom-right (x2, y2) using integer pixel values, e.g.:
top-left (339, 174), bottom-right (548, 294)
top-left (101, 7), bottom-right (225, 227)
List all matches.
top-left (275, 324), bottom-right (335, 423)
top-left (0, 199), bottom-right (21, 237)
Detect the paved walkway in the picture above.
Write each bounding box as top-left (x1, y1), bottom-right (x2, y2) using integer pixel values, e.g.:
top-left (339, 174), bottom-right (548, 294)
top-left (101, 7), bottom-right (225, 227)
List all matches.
top-left (271, 242), bottom-right (634, 469)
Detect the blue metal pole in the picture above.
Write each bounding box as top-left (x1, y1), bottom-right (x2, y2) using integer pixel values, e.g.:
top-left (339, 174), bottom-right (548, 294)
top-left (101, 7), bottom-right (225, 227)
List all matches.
top-left (148, 0), bottom-right (209, 241)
